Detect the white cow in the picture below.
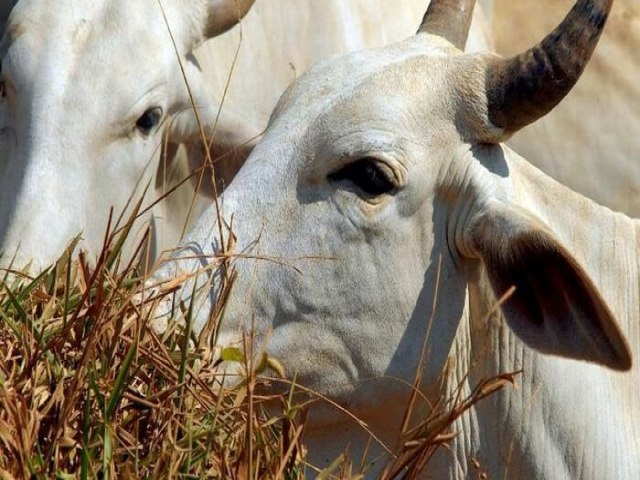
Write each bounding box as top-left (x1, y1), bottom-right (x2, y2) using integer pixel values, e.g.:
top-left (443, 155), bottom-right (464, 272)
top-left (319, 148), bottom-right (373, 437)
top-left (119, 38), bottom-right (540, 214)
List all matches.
top-left (0, 0), bottom-right (258, 271)
top-left (0, 0), bottom-right (495, 273)
top-left (150, 0), bottom-right (640, 478)
top-left (210, 0), bottom-right (640, 220)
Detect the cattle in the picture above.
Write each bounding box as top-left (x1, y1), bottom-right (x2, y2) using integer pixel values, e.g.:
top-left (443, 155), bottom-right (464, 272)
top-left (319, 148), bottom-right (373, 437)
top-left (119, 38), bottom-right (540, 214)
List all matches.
top-left (0, 0), bottom-right (256, 272)
top-left (148, 0), bottom-right (640, 477)
top-left (2, 1), bottom-right (638, 276)
top-left (201, 0), bottom-right (640, 220)
top-left (0, 0), bottom-right (496, 273)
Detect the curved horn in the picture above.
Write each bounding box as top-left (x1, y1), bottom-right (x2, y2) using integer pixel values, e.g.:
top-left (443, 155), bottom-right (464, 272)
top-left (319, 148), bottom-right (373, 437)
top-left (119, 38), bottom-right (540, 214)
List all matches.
top-left (417, 0), bottom-right (477, 50)
top-left (486, 0), bottom-right (613, 135)
top-left (205, 0), bottom-right (256, 38)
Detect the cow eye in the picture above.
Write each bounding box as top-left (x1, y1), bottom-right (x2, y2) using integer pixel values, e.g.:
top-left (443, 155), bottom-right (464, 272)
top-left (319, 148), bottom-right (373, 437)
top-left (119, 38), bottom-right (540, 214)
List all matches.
top-left (329, 158), bottom-right (396, 197)
top-left (135, 107), bottom-right (163, 135)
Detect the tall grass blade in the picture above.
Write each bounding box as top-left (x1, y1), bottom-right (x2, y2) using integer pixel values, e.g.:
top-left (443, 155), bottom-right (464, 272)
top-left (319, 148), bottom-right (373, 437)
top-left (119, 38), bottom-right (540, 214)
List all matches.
top-left (106, 338), bottom-right (138, 421)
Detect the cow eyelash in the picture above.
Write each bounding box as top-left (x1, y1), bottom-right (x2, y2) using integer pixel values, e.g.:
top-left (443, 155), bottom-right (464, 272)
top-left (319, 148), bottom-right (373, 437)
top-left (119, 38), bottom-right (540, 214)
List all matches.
top-left (329, 157), bottom-right (396, 197)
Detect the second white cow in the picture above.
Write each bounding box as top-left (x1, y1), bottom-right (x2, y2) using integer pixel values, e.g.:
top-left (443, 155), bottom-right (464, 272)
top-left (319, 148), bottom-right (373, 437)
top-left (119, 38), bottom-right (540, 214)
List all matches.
top-left (150, 0), bottom-right (640, 478)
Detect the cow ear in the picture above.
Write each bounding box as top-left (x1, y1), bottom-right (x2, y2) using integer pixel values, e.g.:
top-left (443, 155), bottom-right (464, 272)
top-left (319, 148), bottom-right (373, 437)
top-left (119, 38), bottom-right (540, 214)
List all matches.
top-left (168, 63), bottom-right (262, 149)
top-left (185, 126), bottom-right (258, 196)
top-left (168, 101), bottom-right (261, 193)
top-left (465, 202), bottom-right (632, 371)
top-left (169, 100), bottom-right (261, 150)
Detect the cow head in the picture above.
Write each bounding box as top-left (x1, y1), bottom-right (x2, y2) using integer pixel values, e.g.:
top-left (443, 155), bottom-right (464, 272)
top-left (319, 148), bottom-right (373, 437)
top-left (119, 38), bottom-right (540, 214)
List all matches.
top-left (151, 0), bottom-right (630, 426)
top-left (0, 0), bottom-right (255, 272)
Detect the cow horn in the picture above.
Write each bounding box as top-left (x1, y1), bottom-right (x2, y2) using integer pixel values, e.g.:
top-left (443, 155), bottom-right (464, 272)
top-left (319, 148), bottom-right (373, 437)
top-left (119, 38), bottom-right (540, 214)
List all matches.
top-left (417, 0), bottom-right (477, 50)
top-left (205, 0), bottom-right (256, 38)
top-left (485, 0), bottom-right (613, 136)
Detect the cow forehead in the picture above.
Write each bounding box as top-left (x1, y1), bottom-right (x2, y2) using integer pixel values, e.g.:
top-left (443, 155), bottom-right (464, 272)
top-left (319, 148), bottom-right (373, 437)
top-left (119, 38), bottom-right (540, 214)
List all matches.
top-left (8, 0), bottom-right (172, 30)
top-left (264, 37), bottom-right (462, 172)
top-left (5, 0), bottom-right (177, 70)
top-left (2, 1), bottom-right (185, 131)
top-left (272, 36), bottom-right (453, 120)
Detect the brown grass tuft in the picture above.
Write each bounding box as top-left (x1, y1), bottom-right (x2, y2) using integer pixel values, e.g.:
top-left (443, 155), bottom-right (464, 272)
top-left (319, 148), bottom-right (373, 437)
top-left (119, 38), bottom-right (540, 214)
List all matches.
top-left (0, 217), bottom-right (306, 479)
top-left (0, 212), bottom-right (514, 479)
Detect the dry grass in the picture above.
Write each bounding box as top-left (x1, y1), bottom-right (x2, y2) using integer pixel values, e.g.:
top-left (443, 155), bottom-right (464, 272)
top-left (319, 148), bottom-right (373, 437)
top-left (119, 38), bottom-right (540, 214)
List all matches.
top-left (0, 216), bottom-right (308, 479)
top-left (0, 209), bottom-right (516, 480)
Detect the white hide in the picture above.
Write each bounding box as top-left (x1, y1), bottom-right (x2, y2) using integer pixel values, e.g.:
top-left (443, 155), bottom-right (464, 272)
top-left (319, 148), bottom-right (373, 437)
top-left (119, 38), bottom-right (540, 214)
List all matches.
top-left (0, 0), bottom-right (218, 271)
top-left (150, 16), bottom-right (640, 480)
top-left (0, 0), bottom-right (492, 273)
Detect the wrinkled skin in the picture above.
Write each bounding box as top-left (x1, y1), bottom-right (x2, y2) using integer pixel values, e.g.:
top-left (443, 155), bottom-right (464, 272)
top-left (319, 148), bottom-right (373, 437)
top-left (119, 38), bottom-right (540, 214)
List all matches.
top-left (151, 10), bottom-right (640, 480)
top-left (0, 0), bottom-right (494, 273)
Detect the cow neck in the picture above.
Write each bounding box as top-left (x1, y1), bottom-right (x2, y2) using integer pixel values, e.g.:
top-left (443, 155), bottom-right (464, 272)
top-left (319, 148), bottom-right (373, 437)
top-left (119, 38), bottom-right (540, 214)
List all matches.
top-left (444, 145), bottom-right (640, 479)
